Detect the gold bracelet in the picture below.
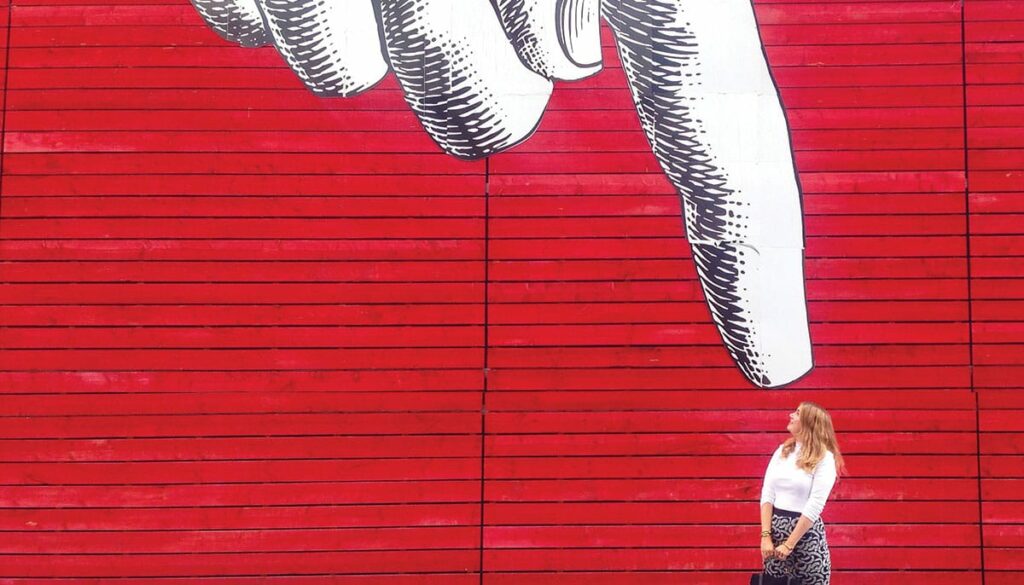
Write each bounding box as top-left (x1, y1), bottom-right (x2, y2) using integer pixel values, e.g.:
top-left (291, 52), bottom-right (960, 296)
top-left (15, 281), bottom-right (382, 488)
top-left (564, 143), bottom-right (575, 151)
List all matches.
top-left (779, 543), bottom-right (793, 551)
top-left (760, 530), bottom-right (771, 537)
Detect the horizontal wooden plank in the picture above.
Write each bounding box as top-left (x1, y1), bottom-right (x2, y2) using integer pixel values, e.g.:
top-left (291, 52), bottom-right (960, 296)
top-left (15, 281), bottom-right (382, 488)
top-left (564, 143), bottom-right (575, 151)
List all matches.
top-left (0, 323), bottom-right (973, 353)
top-left (4, 63), bottom-right (966, 92)
top-left (0, 500), bottom-right (974, 532)
top-left (0, 235), bottom-right (968, 263)
top-left (482, 524), bottom-right (978, 548)
top-left (2, 527), bottom-right (479, 553)
top-left (0, 481), bottom-right (482, 507)
top-left (0, 283), bottom-right (485, 304)
top-left (484, 366), bottom-right (971, 390)
top-left (0, 304), bottom-right (483, 326)
top-left (3, 107), bottom-right (964, 132)
top-left (0, 348), bottom-right (483, 370)
top-left (485, 500), bottom-right (980, 526)
top-left (0, 370), bottom-right (484, 393)
top-left (2, 173), bottom-right (486, 196)
top-left (484, 432), bottom-right (976, 456)
top-left (484, 410), bottom-right (975, 433)
top-left (2, 129), bottom-right (969, 156)
top-left (0, 550), bottom-right (480, 577)
top-left (0, 503), bottom-right (480, 531)
top-left (5, 23), bottom-right (965, 49)
top-left (0, 458), bottom-right (480, 483)
top-left (0, 578), bottom-right (474, 585)
top-left (2, 153), bottom-right (483, 175)
top-left (0, 454), bottom-right (976, 485)
top-left (0, 435), bottom-right (482, 461)
top-left (486, 345), bottom-right (969, 368)
top-left (0, 391), bottom-right (479, 417)
top-left (482, 547), bottom-right (980, 571)
top-left (0, 525), bottom-right (982, 556)
top-left (483, 389), bottom-right (977, 411)
top-left (0, 301), bottom-right (966, 329)
top-left (484, 572), bottom-right (979, 585)
top-left (3, 196), bottom-right (485, 217)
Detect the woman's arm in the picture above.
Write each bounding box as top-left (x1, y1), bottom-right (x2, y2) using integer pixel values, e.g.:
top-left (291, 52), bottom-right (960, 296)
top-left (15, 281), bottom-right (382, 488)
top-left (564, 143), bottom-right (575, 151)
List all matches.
top-left (760, 501), bottom-right (774, 534)
top-left (801, 453), bottom-right (838, 524)
top-left (760, 446), bottom-right (781, 506)
top-left (760, 501), bottom-right (775, 559)
top-left (780, 515), bottom-right (815, 551)
top-left (759, 448), bottom-right (781, 559)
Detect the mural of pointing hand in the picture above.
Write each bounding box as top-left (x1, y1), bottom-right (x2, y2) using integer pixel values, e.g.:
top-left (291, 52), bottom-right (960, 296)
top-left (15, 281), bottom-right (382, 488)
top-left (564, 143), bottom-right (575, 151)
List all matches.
top-left (188, 0), bottom-right (812, 389)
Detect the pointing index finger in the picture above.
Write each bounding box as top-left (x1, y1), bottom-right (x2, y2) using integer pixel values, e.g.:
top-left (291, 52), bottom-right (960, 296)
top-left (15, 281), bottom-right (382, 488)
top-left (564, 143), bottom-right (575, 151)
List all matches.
top-left (603, 0), bottom-right (813, 387)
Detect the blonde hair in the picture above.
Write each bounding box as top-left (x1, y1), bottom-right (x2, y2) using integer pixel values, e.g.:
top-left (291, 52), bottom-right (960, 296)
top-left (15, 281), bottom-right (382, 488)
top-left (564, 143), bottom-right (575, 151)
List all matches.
top-left (780, 401), bottom-right (846, 475)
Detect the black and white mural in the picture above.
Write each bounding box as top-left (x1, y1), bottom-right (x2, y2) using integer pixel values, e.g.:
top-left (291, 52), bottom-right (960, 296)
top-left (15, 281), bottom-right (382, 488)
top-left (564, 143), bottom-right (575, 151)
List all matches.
top-left (189, 0), bottom-right (812, 389)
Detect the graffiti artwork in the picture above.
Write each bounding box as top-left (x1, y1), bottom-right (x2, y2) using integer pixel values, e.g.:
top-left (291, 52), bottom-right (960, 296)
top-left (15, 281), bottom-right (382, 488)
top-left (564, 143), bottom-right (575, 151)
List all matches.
top-left (190, 0), bottom-right (812, 388)
top-left (3, 0), bottom-right (1018, 581)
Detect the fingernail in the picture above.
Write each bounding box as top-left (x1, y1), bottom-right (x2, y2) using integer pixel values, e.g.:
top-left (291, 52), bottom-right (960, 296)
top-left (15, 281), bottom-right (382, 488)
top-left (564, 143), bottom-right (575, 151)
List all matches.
top-left (557, 0), bottom-right (602, 68)
top-left (692, 243), bottom-right (812, 388)
top-left (494, 0), bottom-right (602, 81)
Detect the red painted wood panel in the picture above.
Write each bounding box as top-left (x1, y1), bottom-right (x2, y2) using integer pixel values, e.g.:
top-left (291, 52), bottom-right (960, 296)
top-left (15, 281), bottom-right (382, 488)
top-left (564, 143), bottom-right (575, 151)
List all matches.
top-left (481, 0), bottom-right (980, 583)
top-left (968, 2), bottom-right (1024, 583)
top-left (0, 0), bottom-right (486, 578)
top-left (0, 0), bottom-right (1018, 582)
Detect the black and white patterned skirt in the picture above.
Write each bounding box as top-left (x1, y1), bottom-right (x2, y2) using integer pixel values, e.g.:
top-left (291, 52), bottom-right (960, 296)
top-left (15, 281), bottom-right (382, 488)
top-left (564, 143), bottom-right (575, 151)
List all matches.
top-left (764, 507), bottom-right (831, 585)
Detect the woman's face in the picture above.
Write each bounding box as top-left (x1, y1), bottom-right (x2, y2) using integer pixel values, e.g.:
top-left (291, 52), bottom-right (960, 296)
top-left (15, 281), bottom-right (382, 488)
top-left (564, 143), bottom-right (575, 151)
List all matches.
top-left (787, 407), bottom-right (802, 437)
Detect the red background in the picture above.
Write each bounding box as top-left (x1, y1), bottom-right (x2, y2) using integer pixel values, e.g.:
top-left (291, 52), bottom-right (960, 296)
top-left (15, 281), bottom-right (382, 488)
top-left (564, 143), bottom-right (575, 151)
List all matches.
top-left (0, 0), bottom-right (1021, 582)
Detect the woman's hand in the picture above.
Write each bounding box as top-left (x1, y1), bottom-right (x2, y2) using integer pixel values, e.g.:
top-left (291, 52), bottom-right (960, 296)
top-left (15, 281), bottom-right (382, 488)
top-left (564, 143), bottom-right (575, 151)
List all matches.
top-left (774, 543), bottom-right (794, 560)
top-left (760, 536), bottom-right (776, 561)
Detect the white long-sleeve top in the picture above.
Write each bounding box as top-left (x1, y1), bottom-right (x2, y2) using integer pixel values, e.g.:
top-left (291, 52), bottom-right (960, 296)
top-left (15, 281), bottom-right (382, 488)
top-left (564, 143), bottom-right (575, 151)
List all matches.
top-left (759, 442), bottom-right (837, 523)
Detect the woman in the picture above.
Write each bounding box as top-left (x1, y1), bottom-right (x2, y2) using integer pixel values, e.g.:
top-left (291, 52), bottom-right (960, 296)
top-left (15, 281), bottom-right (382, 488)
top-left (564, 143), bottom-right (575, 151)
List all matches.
top-left (758, 402), bottom-right (845, 584)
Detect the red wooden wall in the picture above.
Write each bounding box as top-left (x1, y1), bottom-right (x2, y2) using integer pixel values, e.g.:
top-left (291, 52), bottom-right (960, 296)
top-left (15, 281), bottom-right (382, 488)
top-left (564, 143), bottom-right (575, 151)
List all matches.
top-left (0, 0), bottom-right (1020, 582)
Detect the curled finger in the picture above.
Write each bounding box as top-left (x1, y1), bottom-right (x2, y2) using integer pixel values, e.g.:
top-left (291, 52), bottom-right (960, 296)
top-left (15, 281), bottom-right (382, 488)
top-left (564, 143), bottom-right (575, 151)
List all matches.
top-left (379, 0), bottom-right (553, 159)
top-left (190, 0), bottom-right (270, 47)
top-left (257, 0), bottom-right (389, 96)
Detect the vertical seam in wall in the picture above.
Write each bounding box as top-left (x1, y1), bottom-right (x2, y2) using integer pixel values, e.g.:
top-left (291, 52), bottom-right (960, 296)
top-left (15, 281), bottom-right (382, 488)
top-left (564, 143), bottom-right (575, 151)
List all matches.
top-left (0, 0), bottom-right (11, 234)
top-left (961, 1), bottom-right (985, 581)
top-left (975, 391), bottom-right (986, 582)
top-left (961, 0), bottom-right (975, 389)
top-left (479, 156), bottom-right (490, 584)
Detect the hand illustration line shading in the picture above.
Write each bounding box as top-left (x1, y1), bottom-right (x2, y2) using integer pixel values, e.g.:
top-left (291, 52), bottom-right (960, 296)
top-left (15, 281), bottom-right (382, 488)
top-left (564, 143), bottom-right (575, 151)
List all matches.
top-left (188, 0), bottom-right (813, 388)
